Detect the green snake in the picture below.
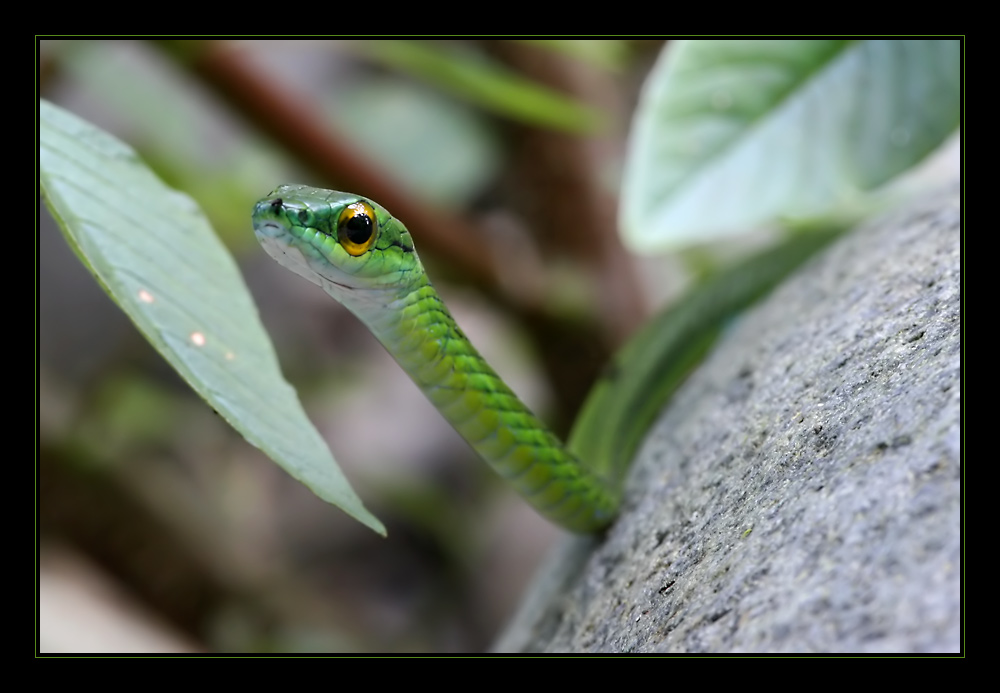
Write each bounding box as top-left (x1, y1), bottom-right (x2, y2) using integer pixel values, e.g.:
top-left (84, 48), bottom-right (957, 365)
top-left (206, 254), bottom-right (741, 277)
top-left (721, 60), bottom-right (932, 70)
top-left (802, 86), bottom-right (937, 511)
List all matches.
top-left (253, 184), bottom-right (840, 533)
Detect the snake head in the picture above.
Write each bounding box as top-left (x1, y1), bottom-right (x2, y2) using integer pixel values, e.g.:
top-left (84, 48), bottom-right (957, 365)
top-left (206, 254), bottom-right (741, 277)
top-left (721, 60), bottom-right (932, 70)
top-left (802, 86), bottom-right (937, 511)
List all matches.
top-left (252, 184), bottom-right (422, 295)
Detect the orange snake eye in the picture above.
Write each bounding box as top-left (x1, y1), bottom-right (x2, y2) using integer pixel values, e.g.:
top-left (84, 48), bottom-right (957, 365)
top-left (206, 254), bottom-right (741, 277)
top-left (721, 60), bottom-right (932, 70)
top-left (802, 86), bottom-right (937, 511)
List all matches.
top-left (337, 201), bottom-right (377, 256)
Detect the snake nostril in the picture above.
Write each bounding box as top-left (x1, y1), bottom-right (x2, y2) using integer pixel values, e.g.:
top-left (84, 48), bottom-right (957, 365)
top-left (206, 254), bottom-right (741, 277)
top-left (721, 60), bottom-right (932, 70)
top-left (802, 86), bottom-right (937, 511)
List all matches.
top-left (270, 198), bottom-right (283, 208)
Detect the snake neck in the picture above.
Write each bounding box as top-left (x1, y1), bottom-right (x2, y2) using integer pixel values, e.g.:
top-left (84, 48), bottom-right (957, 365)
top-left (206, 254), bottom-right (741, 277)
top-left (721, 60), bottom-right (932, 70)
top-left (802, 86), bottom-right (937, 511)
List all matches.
top-left (333, 275), bottom-right (620, 533)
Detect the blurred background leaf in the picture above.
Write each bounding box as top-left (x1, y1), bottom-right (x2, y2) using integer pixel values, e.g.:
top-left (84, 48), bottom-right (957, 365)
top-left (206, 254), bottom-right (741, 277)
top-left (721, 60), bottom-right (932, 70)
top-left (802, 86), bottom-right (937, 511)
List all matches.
top-left (358, 40), bottom-right (607, 134)
top-left (620, 39), bottom-right (961, 251)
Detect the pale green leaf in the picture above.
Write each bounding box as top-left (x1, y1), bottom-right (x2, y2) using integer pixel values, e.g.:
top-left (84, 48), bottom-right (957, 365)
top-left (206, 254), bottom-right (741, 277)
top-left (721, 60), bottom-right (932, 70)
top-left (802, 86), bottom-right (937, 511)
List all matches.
top-left (325, 78), bottom-right (502, 207)
top-left (621, 39), bottom-right (960, 252)
top-left (39, 99), bottom-right (386, 536)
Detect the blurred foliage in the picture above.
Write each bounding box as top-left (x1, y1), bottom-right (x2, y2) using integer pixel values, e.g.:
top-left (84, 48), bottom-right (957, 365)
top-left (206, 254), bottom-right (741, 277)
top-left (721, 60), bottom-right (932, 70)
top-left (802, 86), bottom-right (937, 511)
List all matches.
top-left (621, 39), bottom-right (960, 251)
top-left (357, 40), bottom-right (607, 134)
top-left (322, 77), bottom-right (503, 207)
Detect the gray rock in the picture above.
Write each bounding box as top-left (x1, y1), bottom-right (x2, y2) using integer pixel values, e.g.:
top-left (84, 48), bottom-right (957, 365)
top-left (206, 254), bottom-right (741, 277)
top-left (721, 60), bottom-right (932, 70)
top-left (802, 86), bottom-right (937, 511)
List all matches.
top-left (495, 185), bottom-right (960, 653)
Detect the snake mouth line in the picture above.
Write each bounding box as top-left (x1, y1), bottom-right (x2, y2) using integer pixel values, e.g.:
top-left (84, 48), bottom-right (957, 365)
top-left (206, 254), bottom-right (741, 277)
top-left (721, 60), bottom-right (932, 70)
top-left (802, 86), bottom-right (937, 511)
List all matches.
top-left (252, 220), bottom-right (285, 236)
top-left (255, 224), bottom-right (360, 293)
top-left (308, 256), bottom-right (361, 293)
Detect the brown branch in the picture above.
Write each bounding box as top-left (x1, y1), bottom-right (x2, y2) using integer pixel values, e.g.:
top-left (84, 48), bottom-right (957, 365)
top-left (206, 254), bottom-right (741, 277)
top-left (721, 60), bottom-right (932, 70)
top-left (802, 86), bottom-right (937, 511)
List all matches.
top-left (485, 40), bottom-right (648, 344)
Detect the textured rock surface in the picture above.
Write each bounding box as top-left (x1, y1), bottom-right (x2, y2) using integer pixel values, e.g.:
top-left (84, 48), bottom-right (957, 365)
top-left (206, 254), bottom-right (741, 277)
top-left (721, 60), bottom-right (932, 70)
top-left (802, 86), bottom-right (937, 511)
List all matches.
top-left (495, 185), bottom-right (960, 653)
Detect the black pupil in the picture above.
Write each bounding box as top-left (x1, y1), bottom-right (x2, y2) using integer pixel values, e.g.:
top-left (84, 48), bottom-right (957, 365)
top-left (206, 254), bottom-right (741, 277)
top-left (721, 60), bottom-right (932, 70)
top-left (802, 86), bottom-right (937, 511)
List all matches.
top-left (343, 213), bottom-right (373, 245)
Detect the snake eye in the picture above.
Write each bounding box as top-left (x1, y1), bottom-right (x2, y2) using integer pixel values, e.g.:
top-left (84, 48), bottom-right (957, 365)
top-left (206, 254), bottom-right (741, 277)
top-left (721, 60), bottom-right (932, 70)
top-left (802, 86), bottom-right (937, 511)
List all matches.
top-left (337, 201), bottom-right (377, 256)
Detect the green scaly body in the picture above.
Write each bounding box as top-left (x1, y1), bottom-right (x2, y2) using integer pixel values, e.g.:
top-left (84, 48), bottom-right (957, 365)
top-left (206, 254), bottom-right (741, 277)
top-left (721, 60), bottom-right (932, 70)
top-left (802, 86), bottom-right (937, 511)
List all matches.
top-left (254, 185), bottom-right (618, 531)
top-left (349, 276), bottom-right (618, 531)
top-left (253, 185), bottom-right (840, 533)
